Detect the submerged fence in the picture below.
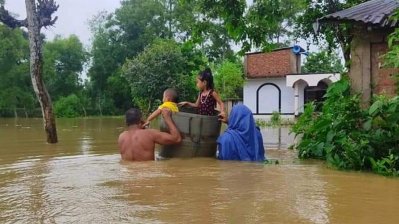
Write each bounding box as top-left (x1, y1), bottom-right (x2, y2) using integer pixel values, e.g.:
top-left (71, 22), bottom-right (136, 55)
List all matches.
top-left (0, 108), bottom-right (43, 118)
top-left (0, 108), bottom-right (123, 118)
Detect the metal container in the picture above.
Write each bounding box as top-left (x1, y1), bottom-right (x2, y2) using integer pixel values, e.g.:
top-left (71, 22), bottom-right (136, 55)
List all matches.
top-left (159, 112), bottom-right (221, 158)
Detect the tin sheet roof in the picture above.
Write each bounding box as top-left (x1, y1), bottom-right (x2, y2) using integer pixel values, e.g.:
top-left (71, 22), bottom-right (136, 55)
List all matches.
top-left (320, 0), bottom-right (399, 27)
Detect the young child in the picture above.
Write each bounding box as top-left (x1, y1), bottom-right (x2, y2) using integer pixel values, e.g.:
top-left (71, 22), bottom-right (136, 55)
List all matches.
top-left (144, 88), bottom-right (179, 127)
top-left (179, 68), bottom-right (226, 118)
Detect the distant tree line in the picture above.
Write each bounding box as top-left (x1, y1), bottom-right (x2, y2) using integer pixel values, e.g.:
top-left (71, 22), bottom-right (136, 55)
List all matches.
top-left (0, 0), bottom-right (351, 118)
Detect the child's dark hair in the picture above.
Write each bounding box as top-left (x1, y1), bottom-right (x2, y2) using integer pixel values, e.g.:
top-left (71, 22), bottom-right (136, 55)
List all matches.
top-left (164, 88), bottom-right (178, 103)
top-left (198, 68), bottom-right (214, 90)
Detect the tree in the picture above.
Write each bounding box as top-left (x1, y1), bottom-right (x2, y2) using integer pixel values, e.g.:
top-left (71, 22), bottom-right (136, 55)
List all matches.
top-left (294, 0), bottom-right (368, 65)
top-left (0, 0), bottom-right (59, 143)
top-left (87, 11), bottom-right (132, 115)
top-left (115, 0), bottom-right (167, 52)
top-left (302, 49), bottom-right (345, 74)
top-left (0, 25), bottom-right (35, 117)
top-left (122, 39), bottom-right (196, 114)
top-left (53, 94), bottom-right (83, 118)
top-left (43, 35), bottom-right (87, 101)
top-left (173, 0), bottom-right (237, 61)
top-left (214, 60), bottom-right (244, 100)
top-left (87, 1), bottom-right (212, 114)
top-left (181, 0), bottom-right (305, 53)
top-left (244, 0), bottom-right (305, 51)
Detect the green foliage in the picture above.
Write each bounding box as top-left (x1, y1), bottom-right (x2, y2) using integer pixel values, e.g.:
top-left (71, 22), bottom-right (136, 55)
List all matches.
top-left (183, 0), bottom-right (305, 53)
top-left (87, 11), bottom-right (132, 115)
top-left (0, 25), bottom-right (36, 116)
top-left (244, 0), bottom-right (305, 51)
top-left (112, 0), bottom-right (166, 55)
top-left (122, 39), bottom-right (197, 114)
top-left (255, 114), bottom-right (294, 127)
top-left (270, 111), bottom-right (282, 126)
top-left (43, 35), bottom-right (87, 101)
top-left (294, 0), bottom-right (368, 63)
top-left (302, 49), bottom-right (345, 73)
top-left (292, 78), bottom-right (399, 176)
top-left (384, 9), bottom-right (399, 93)
top-left (214, 60), bottom-right (244, 99)
top-left (86, 1), bottom-right (215, 115)
top-left (181, 0), bottom-right (246, 40)
top-left (370, 154), bottom-right (399, 177)
top-left (104, 0), bottom-right (235, 62)
top-left (54, 94), bottom-right (84, 118)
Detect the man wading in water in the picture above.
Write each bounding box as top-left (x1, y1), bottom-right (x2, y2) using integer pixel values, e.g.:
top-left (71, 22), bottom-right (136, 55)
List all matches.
top-left (118, 108), bottom-right (181, 161)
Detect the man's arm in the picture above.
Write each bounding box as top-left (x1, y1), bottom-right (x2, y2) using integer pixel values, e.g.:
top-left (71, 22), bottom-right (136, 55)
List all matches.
top-left (152, 109), bottom-right (181, 145)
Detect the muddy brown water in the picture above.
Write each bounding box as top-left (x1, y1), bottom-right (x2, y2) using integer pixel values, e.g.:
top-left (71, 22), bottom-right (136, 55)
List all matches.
top-left (1, 118), bottom-right (399, 223)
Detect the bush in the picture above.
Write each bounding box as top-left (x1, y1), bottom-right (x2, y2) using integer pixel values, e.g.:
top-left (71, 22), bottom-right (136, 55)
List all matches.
top-left (291, 78), bottom-right (399, 176)
top-left (54, 94), bottom-right (83, 118)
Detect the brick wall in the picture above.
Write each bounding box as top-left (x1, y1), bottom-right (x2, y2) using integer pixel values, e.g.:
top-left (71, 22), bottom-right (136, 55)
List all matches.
top-left (245, 48), bottom-right (299, 78)
top-left (371, 42), bottom-right (397, 96)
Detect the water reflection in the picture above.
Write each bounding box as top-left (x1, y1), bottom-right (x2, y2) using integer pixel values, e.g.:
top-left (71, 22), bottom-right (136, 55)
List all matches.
top-left (261, 126), bottom-right (295, 150)
top-left (1, 118), bottom-right (399, 223)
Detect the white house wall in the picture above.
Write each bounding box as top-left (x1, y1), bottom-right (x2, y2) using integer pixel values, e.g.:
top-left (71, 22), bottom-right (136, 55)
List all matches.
top-left (244, 77), bottom-right (296, 115)
top-left (296, 80), bottom-right (307, 114)
top-left (286, 73), bottom-right (340, 87)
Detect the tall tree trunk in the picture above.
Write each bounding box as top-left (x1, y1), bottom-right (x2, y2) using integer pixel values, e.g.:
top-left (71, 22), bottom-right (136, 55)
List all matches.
top-left (25, 0), bottom-right (57, 143)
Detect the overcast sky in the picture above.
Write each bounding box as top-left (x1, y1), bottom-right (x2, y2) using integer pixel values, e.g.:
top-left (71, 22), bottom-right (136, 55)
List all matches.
top-left (4, 0), bottom-right (321, 56)
top-left (5, 0), bottom-right (121, 47)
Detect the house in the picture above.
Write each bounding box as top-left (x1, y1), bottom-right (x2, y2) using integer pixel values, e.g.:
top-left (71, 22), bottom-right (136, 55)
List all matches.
top-left (243, 47), bottom-right (340, 119)
top-left (318, 0), bottom-right (399, 104)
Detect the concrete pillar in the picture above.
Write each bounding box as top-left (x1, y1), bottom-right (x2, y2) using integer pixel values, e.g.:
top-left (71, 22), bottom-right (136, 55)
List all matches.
top-left (294, 83), bottom-right (299, 116)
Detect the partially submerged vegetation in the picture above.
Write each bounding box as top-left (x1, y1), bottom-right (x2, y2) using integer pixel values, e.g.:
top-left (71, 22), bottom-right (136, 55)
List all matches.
top-left (290, 6), bottom-right (399, 177)
top-left (256, 112), bottom-right (295, 128)
top-left (291, 78), bottom-right (399, 176)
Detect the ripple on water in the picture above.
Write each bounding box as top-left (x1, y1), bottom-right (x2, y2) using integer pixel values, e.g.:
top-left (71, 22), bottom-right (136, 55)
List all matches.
top-left (1, 119), bottom-right (399, 223)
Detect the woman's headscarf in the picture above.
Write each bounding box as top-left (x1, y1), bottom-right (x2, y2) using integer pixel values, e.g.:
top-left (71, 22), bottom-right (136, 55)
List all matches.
top-left (217, 104), bottom-right (265, 161)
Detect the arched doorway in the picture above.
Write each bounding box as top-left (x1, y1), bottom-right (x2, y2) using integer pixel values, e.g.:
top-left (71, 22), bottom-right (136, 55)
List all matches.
top-left (256, 83), bottom-right (281, 114)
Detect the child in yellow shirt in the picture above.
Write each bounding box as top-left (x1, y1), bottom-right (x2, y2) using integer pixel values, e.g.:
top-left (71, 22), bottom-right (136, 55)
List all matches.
top-left (144, 88), bottom-right (179, 127)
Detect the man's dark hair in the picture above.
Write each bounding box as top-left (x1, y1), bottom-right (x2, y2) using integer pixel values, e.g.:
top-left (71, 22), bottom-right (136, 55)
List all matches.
top-left (164, 88), bottom-right (178, 103)
top-left (125, 108), bottom-right (142, 126)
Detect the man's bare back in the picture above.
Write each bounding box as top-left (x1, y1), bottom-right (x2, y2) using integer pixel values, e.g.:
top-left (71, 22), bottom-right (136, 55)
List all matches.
top-left (118, 108), bottom-right (181, 161)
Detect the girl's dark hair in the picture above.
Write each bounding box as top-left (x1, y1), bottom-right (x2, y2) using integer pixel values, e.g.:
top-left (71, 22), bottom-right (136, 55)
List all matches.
top-left (198, 68), bottom-right (214, 90)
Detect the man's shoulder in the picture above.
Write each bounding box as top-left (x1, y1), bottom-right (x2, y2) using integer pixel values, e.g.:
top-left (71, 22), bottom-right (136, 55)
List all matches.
top-left (118, 130), bottom-right (128, 138)
top-left (138, 128), bottom-right (161, 136)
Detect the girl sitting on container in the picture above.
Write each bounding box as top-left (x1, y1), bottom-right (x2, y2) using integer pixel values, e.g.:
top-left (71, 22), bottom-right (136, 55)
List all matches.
top-left (178, 68), bottom-right (226, 118)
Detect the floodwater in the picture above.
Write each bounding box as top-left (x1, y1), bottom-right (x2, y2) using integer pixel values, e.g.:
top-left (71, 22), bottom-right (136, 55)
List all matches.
top-left (1, 118), bottom-right (399, 224)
